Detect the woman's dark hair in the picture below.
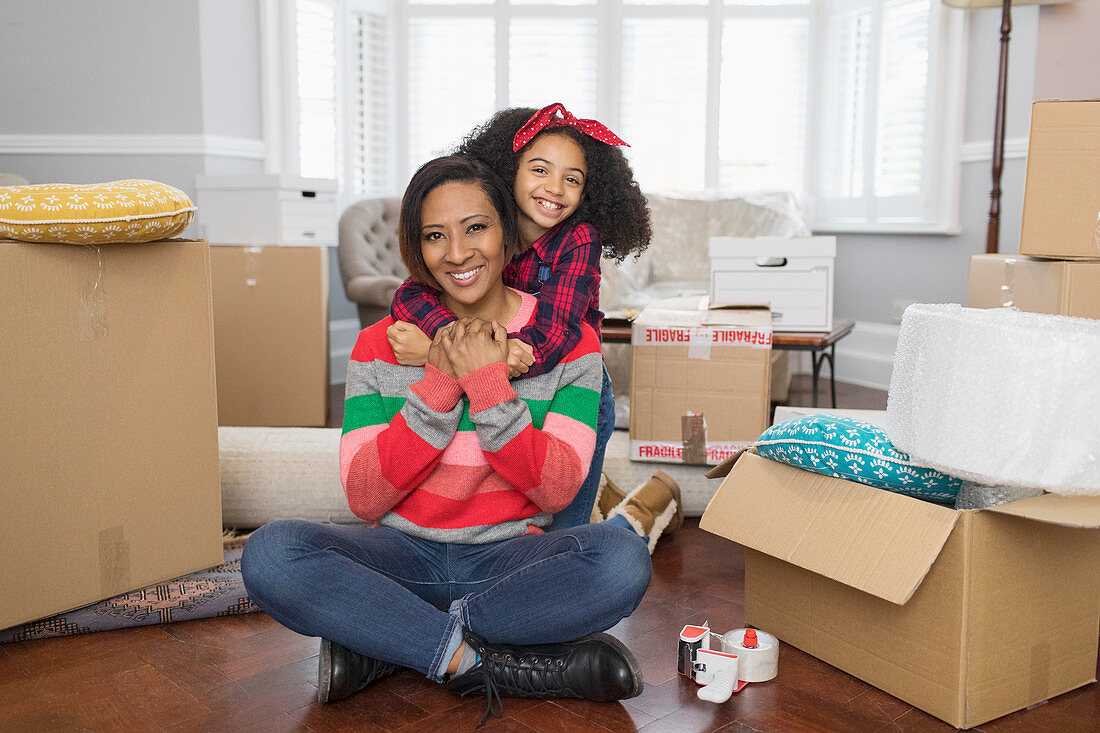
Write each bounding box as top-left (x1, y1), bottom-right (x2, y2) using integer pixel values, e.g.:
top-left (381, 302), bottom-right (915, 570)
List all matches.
top-left (455, 107), bottom-right (652, 262)
top-left (398, 155), bottom-right (520, 289)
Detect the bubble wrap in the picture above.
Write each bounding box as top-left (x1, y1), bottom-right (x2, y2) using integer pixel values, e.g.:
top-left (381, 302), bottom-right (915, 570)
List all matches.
top-left (954, 481), bottom-right (1044, 510)
top-left (887, 304), bottom-right (1100, 495)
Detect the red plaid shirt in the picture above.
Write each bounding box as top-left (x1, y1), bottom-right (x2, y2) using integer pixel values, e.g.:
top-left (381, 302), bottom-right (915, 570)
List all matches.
top-left (391, 222), bottom-right (603, 378)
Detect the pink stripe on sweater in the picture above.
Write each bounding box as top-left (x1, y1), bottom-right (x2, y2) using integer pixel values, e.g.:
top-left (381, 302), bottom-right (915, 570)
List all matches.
top-left (414, 462), bottom-right (517, 501)
top-left (539, 412), bottom-right (596, 468)
top-left (340, 424), bottom-right (385, 485)
top-left (440, 431), bottom-right (489, 467)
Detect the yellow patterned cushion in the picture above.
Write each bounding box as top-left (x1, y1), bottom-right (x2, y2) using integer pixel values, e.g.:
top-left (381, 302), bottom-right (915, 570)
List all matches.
top-left (0, 179), bottom-right (196, 244)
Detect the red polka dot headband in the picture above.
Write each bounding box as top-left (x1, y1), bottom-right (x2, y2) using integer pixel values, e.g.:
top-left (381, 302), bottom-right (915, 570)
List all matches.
top-left (512, 102), bottom-right (629, 153)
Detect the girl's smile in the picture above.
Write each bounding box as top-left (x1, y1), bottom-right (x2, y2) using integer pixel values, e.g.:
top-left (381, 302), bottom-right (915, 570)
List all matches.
top-left (513, 133), bottom-right (587, 246)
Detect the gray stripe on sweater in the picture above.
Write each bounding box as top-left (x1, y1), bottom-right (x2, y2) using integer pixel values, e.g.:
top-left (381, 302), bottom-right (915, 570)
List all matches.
top-left (345, 359), bottom-right (419, 400)
top-left (381, 510), bottom-right (552, 544)
top-left (402, 392), bottom-right (463, 450)
top-left (511, 352), bottom-right (604, 399)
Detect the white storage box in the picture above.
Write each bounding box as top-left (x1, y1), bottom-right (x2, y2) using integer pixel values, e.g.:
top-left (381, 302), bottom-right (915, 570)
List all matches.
top-left (195, 174), bottom-right (338, 246)
top-left (709, 236), bottom-right (836, 332)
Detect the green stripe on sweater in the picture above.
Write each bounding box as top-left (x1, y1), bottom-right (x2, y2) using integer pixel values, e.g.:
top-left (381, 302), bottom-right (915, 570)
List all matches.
top-left (345, 385), bottom-right (596, 435)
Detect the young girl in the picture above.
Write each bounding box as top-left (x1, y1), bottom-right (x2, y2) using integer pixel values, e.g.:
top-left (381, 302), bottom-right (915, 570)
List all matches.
top-left (388, 103), bottom-right (681, 545)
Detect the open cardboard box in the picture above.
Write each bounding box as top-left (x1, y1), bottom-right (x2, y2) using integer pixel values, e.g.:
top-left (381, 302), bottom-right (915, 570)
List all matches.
top-left (701, 451), bottom-right (1100, 729)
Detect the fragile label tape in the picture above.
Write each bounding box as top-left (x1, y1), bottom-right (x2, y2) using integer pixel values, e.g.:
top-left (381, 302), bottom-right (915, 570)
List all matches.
top-left (632, 324), bottom-right (773, 349)
top-left (631, 439), bottom-right (754, 466)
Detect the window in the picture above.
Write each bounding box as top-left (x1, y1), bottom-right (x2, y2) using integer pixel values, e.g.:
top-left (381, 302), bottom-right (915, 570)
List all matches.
top-left (282, 0), bottom-right (964, 232)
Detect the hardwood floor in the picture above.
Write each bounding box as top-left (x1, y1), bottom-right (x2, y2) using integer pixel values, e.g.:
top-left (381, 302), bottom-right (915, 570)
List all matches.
top-left (2, 378), bottom-right (1097, 732)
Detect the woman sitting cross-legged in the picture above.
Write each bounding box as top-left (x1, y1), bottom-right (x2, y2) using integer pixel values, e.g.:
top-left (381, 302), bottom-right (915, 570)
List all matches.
top-left (241, 155), bottom-right (652, 723)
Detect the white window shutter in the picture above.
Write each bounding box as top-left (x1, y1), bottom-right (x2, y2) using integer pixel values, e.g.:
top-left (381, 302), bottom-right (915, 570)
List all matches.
top-left (296, 0), bottom-right (338, 181)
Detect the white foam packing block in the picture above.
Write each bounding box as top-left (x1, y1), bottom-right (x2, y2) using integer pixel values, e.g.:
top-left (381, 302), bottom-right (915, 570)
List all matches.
top-left (219, 427), bottom-right (358, 528)
top-left (886, 304), bottom-right (1100, 495)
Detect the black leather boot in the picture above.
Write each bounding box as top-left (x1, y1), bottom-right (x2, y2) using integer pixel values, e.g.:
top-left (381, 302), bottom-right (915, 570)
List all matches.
top-left (317, 638), bottom-right (399, 703)
top-left (447, 629), bottom-right (643, 723)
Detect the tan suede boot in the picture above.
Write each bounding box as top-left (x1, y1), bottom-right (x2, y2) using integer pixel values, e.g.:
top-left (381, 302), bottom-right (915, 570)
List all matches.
top-left (591, 473), bottom-right (628, 523)
top-left (606, 471), bottom-right (682, 554)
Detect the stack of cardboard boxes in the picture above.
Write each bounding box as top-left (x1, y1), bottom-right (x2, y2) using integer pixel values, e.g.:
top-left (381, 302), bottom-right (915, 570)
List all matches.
top-left (968, 100), bottom-right (1100, 318)
top-left (699, 99), bottom-right (1100, 729)
top-left (196, 175), bottom-right (335, 428)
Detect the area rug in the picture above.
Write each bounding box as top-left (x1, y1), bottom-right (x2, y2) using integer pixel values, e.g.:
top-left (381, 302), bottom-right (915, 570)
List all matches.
top-left (0, 534), bottom-right (258, 643)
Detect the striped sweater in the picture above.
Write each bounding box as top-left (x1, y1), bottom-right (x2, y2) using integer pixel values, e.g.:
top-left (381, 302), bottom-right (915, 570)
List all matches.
top-left (340, 290), bottom-right (602, 544)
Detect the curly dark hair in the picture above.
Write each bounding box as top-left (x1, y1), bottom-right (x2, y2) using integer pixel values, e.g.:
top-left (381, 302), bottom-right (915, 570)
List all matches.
top-left (454, 107), bottom-right (651, 262)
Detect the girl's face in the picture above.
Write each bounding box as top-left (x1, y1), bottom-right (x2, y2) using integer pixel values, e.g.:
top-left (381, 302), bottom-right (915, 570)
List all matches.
top-left (419, 181), bottom-right (508, 318)
top-left (512, 132), bottom-right (587, 243)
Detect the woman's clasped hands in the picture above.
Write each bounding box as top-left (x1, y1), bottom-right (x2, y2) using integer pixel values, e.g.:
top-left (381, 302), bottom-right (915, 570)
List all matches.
top-left (428, 317), bottom-right (509, 379)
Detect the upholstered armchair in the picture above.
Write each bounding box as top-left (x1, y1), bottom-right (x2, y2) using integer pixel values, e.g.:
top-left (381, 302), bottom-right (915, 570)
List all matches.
top-left (336, 197), bottom-right (407, 329)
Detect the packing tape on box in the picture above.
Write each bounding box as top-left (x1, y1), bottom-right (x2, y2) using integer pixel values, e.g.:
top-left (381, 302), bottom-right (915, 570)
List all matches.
top-left (244, 245), bottom-right (263, 287)
top-left (688, 326), bottom-right (712, 360)
top-left (80, 244), bottom-right (108, 339)
top-left (998, 257), bottom-right (1018, 308)
top-left (721, 628), bottom-right (779, 683)
top-left (681, 413), bottom-right (707, 464)
top-left (98, 524), bottom-right (131, 596)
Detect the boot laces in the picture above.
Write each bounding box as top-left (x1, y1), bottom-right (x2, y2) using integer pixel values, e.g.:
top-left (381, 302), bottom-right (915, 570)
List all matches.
top-left (472, 650), bottom-right (569, 727)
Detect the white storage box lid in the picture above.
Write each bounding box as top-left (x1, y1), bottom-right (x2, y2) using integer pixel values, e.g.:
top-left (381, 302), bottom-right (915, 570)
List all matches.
top-left (195, 174), bottom-right (337, 194)
top-left (709, 236), bottom-right (836, 259)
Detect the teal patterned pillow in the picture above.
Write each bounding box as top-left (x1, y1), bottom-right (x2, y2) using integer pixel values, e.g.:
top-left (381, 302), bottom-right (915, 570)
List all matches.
top-left (754, 414), bottom-right (961, 504)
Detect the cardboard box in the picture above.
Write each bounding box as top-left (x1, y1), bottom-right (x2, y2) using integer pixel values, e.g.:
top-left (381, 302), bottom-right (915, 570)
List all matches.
top-left (629, 296), bottom-right (771, 465)
top-left (210, 245), bottom-right (329, 427)
top-left (196, 174), bottom-right (338, 246)
top-left (0, 239), bottom-right (223, 630)
top-left (769, 350), bottom-right (790, 403)
top-left (709, 236), bottom-right (836, 331)
top-left (966, 253), bottom-right (1100, 319)
top-left (701, 452), bottom-right (1100, 729)
top-left (1019, 100), bottom-right (1100, 260)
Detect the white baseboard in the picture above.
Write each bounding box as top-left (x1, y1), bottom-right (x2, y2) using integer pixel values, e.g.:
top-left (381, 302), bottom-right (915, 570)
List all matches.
top-left (790, 320), bottom-right (897, 392)
top-left (0, 133), bottom-right (266, 159)
top-left (329, 317), bottom-right (361, 384)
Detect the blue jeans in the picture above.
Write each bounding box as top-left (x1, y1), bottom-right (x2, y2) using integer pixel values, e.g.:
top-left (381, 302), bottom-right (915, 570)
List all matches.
top-left (241, 520), bottom-right (651, 682)
top-left (549, 364), bottom-right (615, 531)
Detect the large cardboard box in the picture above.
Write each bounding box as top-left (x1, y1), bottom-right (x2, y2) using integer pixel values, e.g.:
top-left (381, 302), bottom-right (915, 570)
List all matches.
top-left (966, 253), bottom-right (1100, 319)
top-left (1019, 100), bottom-right (1100, 260)
top-left (210, 245), bottom-right (329, 427)
top-left (701, 452), bottom-right (1100, 729)
top-left (0, 239), bottom-right (223, 630)
top-left (629, 296), bottom-right (771, 465)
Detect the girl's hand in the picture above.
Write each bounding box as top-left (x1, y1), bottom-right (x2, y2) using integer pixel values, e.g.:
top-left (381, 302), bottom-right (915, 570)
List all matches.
top-left (387, 321), bottom-right (431, 366)
top-left (442, 318), bottom-right (508, 379)
top-left (507, 338), bottom-right (535, 378)
top-left (427, 323), bottom-right (457, 379)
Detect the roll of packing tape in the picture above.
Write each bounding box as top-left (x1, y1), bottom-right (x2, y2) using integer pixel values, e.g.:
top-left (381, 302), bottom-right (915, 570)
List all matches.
top-left (721, 628), bottom-right (779, 683)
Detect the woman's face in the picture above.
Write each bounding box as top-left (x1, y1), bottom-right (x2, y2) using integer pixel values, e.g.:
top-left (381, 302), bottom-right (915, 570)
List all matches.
top-left (513, 132), bottom-right (587, 241)
top-left (419, 181), bottom-right (508, 318)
